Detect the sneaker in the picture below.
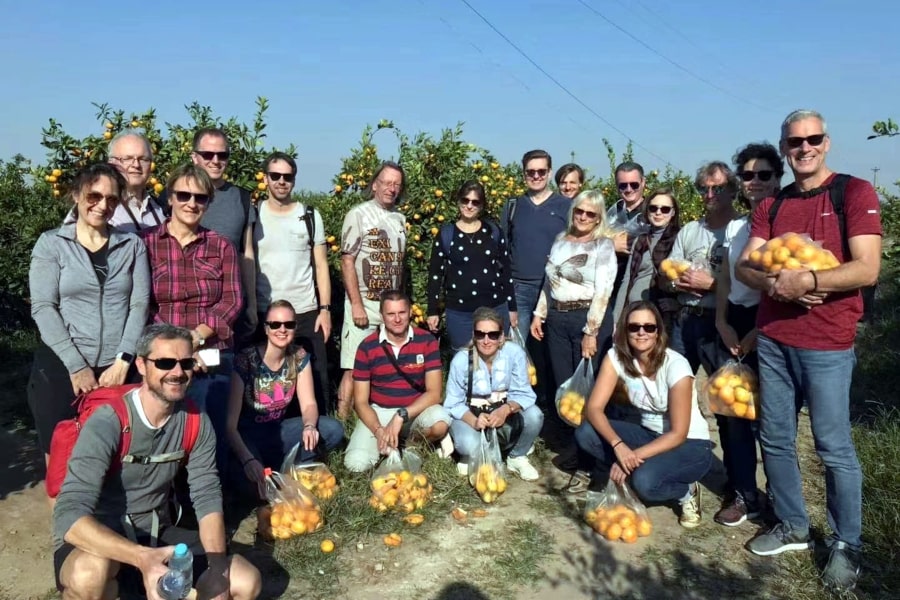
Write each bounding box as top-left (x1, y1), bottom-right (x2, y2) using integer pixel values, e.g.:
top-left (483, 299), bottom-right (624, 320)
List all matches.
top-left (564, 470), bottom-right (591, 495)
top-left (714, 494), bottom-right (761, 527)
top-left (822, 541), bottom-right (860, 592)
top-left (679, 483), bottom-right (702, 529)
top-left (506, 455), bottom-right (540, 481)
top-left (437, 434), bottom-right (455, 459)
top-left (456, 462), bottom-right (469, 477)
top-left (746, 523), bottom-right (812, 556)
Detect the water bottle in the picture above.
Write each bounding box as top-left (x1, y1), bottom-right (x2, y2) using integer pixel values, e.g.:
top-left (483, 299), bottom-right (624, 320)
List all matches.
top-left (157, 543), bottom-right (193, 600)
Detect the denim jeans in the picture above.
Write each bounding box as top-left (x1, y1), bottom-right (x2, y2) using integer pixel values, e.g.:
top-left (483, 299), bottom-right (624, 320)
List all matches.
top-left (574, 419), bottom-right (713, 503)
top-left (450, 405), bottom-right (544, 461)
top-left (756, 334), bottom-right (862, 549)
top-left (513, 279), bottom-right (542, 340)
top-left (445, 304), bottom-right (510, 351)
top-left (187, 350), bottom-right (234, 479)
top-left (514, 278), bottom-right (553, 408)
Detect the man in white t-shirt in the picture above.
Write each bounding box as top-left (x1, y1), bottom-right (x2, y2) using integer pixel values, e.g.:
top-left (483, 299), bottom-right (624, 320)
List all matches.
top-left (254, 152), bottom-right (332, 414)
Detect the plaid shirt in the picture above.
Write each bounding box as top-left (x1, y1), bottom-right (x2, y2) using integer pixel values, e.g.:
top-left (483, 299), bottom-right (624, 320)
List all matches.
top-left (142, 222), bottom-right (242, 349)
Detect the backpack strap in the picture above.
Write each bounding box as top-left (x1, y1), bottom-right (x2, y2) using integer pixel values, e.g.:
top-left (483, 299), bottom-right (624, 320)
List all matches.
top-left (768, 175), bottom-right (852, 255)
top-left (181, 399), bottom-right (202, 459)
top-left (299, 205), bottom-right (321, 306)
top-left (112, 394), bottom-right (133, 466)
top-left (120, 397), bottom-right (202, 465)
top-left (504, 197), bottom-right (519, 239)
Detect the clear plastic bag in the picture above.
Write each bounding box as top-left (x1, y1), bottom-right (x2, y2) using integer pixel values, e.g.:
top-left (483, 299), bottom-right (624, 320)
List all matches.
top-left (704, 359), bottom-right (759, 420)
top-left (659, 258), bottom-right (692, 281)
top-left (281, 443), bottom-right (339, 501)
top-left (555, 357), bottom-right (593, 427)
top-left (368, 449), bottom-right (433, 513)
top-left (507, 326), bottom-right (537, 385)
top-left (747, 232), bottom-right (840, 274)
top-left (468, 429), bottom-right (509, 503)
top-left (258, 467), bottom-right (323, 540)
top-left (584, 480), bottom-right (652, 543)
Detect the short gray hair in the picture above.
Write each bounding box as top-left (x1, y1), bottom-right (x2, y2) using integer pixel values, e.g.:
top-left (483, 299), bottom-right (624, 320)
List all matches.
top-left (108, 130), bottom-right (153, 158)
top-left (136, 324), bottom-right (193, 357)
top-left (694, 160), bottom-right (739, 195)
top-left (780, 109), bottom-right (828, 141)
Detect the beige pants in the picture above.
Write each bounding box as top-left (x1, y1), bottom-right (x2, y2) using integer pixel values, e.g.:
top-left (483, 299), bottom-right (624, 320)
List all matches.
top-left (344, 404), bottom-right (452, 472)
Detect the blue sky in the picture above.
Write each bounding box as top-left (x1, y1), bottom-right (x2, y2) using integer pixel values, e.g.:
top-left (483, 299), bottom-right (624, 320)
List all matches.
top-left (2, 0), bottom-right (899, 192)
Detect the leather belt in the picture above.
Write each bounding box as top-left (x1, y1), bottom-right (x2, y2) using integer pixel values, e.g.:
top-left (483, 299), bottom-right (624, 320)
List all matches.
top-left (552, 300), bottom-right (592, 312)
top-left (680, 305), bottom-right (714, 317)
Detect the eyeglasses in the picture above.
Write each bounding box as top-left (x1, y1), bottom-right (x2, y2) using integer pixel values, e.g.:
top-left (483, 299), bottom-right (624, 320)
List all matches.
top-left (525, 169), bottom-right (549, 179)
top-left (110, 156), bottom-right (152, 166)
top-left (144, 357), bottom-right (196, 371)
top-left (267, 172), bottom-right (295, 183)
top-left (194, 150), bottom-right (230, 161)
top-left (617, 181), bottom-right (641, 191)
top-left (573, 207), bottom-right (598, 219)
top-left (626, 323), bottom-right (658, 334)
top-left (173, 191), bottom-right (211, 205)
top-left (83, 191), bottom-right (119, 204)
top-left (739, 170), bottom-right (774, 182)
top-left (376, 179), bottom-right (402, 190)
top-left (473, 330), bottom-right (502, 341)
top-left (785, 134), bottom-right (826, 149)
top-left (647, 204), bottom-right (673, 214)
top-left (459, 197), bottom-right (483, 208)
top-left (266, 320), bottom-right (297, 330)
top-left (696, 184), bottom-right (728, 196)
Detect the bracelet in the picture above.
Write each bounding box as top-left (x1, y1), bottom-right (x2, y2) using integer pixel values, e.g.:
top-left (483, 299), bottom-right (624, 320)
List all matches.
top-left (612, 440), bottom-right (624, 450)
top-left (242, 457), bottom-right (257, 467)
top-left (303, 424), bottom-right (317, 430)
top-left (809, 270), bottom-right (819, 292)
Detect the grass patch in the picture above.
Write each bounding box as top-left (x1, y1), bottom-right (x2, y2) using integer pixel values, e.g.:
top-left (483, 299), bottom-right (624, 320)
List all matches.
top-left (474, 519), bottom-right (554, 600)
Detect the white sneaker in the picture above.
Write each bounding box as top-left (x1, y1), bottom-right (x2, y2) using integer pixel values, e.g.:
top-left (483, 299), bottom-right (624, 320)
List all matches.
top-left (506, 455), bottom-right (539, 481)
top-left (526, 443), bottom-right (535, 456)
top-left (457, 462), bottom-right (469, 477)
top-left (437, 434), bottom-right (455, 459)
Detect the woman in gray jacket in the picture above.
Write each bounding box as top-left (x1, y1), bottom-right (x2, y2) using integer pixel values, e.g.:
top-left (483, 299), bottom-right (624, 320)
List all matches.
top-left (27, 163), bottom-right (150, 464)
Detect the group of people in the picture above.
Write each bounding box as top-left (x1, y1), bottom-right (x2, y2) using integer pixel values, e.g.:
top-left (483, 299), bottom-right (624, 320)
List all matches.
top-left (29, 107), bottom-right (880, 597)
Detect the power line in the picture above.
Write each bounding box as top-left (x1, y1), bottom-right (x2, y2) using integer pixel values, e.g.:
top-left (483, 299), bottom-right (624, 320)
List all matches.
top-left (457, 0), bottom-right (673, 166)
top-left (576, 0), bottom-right (775, 114)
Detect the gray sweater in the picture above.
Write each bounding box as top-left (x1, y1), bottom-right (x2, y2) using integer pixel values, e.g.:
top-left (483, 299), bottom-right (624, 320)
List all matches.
top-left (53, 388), bottom-right (222, 549)
top-left (29, 223), bottom-right (150, 373)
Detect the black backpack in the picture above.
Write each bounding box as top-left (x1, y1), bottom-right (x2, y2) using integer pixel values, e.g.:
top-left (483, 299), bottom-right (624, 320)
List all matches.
top-left (768, 174), bottom-right (876, 322)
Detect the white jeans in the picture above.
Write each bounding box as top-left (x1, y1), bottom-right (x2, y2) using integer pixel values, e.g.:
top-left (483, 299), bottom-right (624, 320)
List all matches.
top-left (344, 403), bottom-right (451, 472)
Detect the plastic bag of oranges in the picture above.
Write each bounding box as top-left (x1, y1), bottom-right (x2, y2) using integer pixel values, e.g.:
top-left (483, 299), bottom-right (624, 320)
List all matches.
top-left (555, 357), bottom-right (593, 427)
top-left (468, 428), bottom-right (509, 504)
top-left (281, 444), bottom-right (340, 501)
top-left (584, 481), bottom-right (652, 543)
top-left (258, 467), bottom-right (324, 541)
top-left (746, 232), bottom-right (840, 274)
top-left (368, 449), bottom-right (433, 514)
top-left (507, 326), bottom-right (538, 386)
top-left (659, 258), bottom-right (692, 281)
top-left (704, 359), bottom-right (759, 420)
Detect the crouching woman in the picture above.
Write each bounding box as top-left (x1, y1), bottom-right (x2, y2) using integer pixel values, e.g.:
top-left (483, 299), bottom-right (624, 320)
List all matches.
top-left (574, 301), bottom-right (713, 528)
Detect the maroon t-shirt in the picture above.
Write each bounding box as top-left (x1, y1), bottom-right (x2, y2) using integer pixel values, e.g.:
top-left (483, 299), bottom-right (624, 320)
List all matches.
top-left (749, 174), bottom-right (882, 350)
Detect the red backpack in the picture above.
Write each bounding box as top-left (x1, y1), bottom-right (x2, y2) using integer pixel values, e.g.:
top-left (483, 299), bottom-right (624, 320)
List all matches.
top-left (46, 384), bottom-right (201, 498)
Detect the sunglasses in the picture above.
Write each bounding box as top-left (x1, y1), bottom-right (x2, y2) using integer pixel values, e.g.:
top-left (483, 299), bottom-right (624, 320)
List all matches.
top-left (172, 191), bottom-right (211, 205)
top-left (473, 330), bottom-right (502, 341)
top-left (194, 150), bottom-right (230, 161)
top-left (525, 169), bottom-right (549, 179)
top-left (626, 323), bottom-right (658, 334)
top-left (266, 320), bottom-right (297, 330)
top-left (696, 184), bottom-right (728, 196)
top-left (647, 204), bottom-right (673, 214)
top-left (83, 191), bottom-right (119, 204)
top-left (573, 207), bottom-right (598, 219)
top-left (739, 170), bottom-right (774, 182)
top-left (785, 134), bottom-right (826, 149)
top-left (459, 197), bottom-right (483, 208)
top-left (617, 181), bottom-right (641, 191)
top-left (267, 172), bottom-right (295, 183)
top-left (144, 357), bottom-right (196, 371)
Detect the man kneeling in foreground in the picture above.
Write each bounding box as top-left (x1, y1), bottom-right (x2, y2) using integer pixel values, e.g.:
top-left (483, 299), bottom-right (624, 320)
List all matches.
top-left (53, 323), bottom-right (260, 599)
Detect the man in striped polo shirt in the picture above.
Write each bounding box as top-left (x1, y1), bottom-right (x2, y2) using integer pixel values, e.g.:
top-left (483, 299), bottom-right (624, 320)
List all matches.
top-left (344, 290), bottom-right (451, 472)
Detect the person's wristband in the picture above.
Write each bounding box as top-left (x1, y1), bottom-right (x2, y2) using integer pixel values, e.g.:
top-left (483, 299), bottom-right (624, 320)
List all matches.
top-left (809, 270), bottom-right (819, 293)
top-left (612, 439), bottom-right (624, 450)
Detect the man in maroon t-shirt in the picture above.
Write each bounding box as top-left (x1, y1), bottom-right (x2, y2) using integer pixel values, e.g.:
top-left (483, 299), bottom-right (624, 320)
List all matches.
top-left (735, 109), bottom-right (882, 593)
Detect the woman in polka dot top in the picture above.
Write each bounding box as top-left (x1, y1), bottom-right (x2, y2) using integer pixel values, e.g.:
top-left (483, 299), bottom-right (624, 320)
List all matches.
top-left (426, 181), bottom-right (518, 350)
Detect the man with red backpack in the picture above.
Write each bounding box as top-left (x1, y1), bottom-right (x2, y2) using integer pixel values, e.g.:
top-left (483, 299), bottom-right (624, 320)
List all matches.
top-left (52, 323), bottom-right (260, 599)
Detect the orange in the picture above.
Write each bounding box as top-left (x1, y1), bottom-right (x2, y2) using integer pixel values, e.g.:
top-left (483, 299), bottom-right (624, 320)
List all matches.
top-left (784, 234), bottom-right (805, 253)
top-left (637, 518), bottom-right (652, 537)
top-left (773, 247), bottom-right (791, 264)
top-left (769, 264), bottom-right (783, 273)
top-left (733, 386), bottom-right (750, 404)
top-left (618, 515), bottom-right (635, 530)
top-left (661, 259), bottom-right (673, 272)
top-left (320, 539), bottom-right (335, 553)
top-left (597, 518), bottom-right (610, 535)
top-left (621, 526), bottom-right (638, 544)
top-left (745, 404), bottom-right (757, 420)
top-left (783, 258), bottom-right (802, 270)
top-left (795, 245), bottom-right (816, 262)
top-left (605, 523), bottom-right (623, 541)
top-left (761, 251), bottom-right (774, 269)
top-left (749, 250), bottom-right (762, 264)
top-left (290, 520), bottom-right (307, 535)
top-left (732, 402), bottom-right (748, 418)
top-left (713, 375), bottom-right (728, 389)
top-left (766, 237), bottom-right (784, 250)
top-left (718, 385), bottom-right (735, 405)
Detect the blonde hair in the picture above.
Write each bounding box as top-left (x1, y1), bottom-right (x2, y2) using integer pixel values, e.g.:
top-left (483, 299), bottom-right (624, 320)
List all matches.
top-left (565, 189), bottom-right (617, 240)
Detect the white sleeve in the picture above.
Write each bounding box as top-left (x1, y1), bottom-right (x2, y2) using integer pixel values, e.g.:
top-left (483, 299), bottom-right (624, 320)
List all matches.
top-left (664, 350), bottom-right (694, 388)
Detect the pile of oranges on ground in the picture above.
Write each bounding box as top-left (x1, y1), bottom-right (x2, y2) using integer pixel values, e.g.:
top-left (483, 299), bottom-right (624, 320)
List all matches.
top-left (369, 469), bottom-right (433, 513)
top-left (706, 368), bottom-right (759, 420)
top-left (747, 232), bottom-right (840, 273)
top-left (584, 503), bottom-right (652, 543)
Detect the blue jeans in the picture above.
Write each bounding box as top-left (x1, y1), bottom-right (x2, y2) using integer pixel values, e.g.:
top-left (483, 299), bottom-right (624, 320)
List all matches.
top-left (756, 334), bottom-right (862, 549)
top-left (445, 304), bottom-right (511, 351)
top-left (187, 350), bottom-right (234, 479)
top-left (669, 310), bottom-right (718, 375)
top-left (513, 279), bottom-right (542, 340)
top-left (574, 419), bottom-right (713, 503)
top-left (450, 405), bottom-right (544, 461)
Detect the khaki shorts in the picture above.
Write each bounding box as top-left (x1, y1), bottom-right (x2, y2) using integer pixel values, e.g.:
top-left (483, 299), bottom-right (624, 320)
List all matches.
top-left (344, 404), bottom-right (452, 472)
top-left (340, 297), bottom-right (382, 369)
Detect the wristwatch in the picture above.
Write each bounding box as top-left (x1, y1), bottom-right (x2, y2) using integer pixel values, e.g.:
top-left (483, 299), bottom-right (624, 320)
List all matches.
top-left (116, 352), bottom-right (134, 364)
top-left (396, 407), bottom-right (410, 423)
top-left (319, 304), bottom-right (331, 311)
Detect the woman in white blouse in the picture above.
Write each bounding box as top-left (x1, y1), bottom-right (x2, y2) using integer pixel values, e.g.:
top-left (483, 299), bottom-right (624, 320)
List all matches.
top-left (574, 301), bottom-right (713, 528)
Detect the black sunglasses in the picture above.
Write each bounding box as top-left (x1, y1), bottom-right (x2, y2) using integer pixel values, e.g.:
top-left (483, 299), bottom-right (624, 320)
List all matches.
top-left (194, 150), bottom-right (230, 161)
top-left (626, 323), bottom-right (658, 334)
top-left (618, 181), bottom-right (641, 191)
top-left (267, 172), bottom-right (295, 183)
top-left (647, 204), bottom-right (673, 214)
top-left (573, 207), bottom-right (598, 219)
top-left (144, 357), bottom-right (196, 371)
top-left (474, 330), bottom-right (502, 341)
top-left (266, 320), bottom-right (297, 330)
top-left (785, 134), bottom-right (826, 149)
top-left (173, 191), bottom-right (211, 205)
top-left (83, 191), bottom-right (119, 204)
top-left (459, 197), bottom-right (483, 207)
top-left (696, 184), bottom-right (728, 196)
top-left (525, 169), bottom-right (549, 179)
top-left (739, 170), bottom-right (774, 182)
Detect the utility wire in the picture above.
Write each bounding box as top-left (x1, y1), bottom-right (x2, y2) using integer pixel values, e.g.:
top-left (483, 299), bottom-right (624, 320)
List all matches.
top-left (577, 0), bottom-right (775, 113)
top-left (457, 0), bottom-right (673, 166)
